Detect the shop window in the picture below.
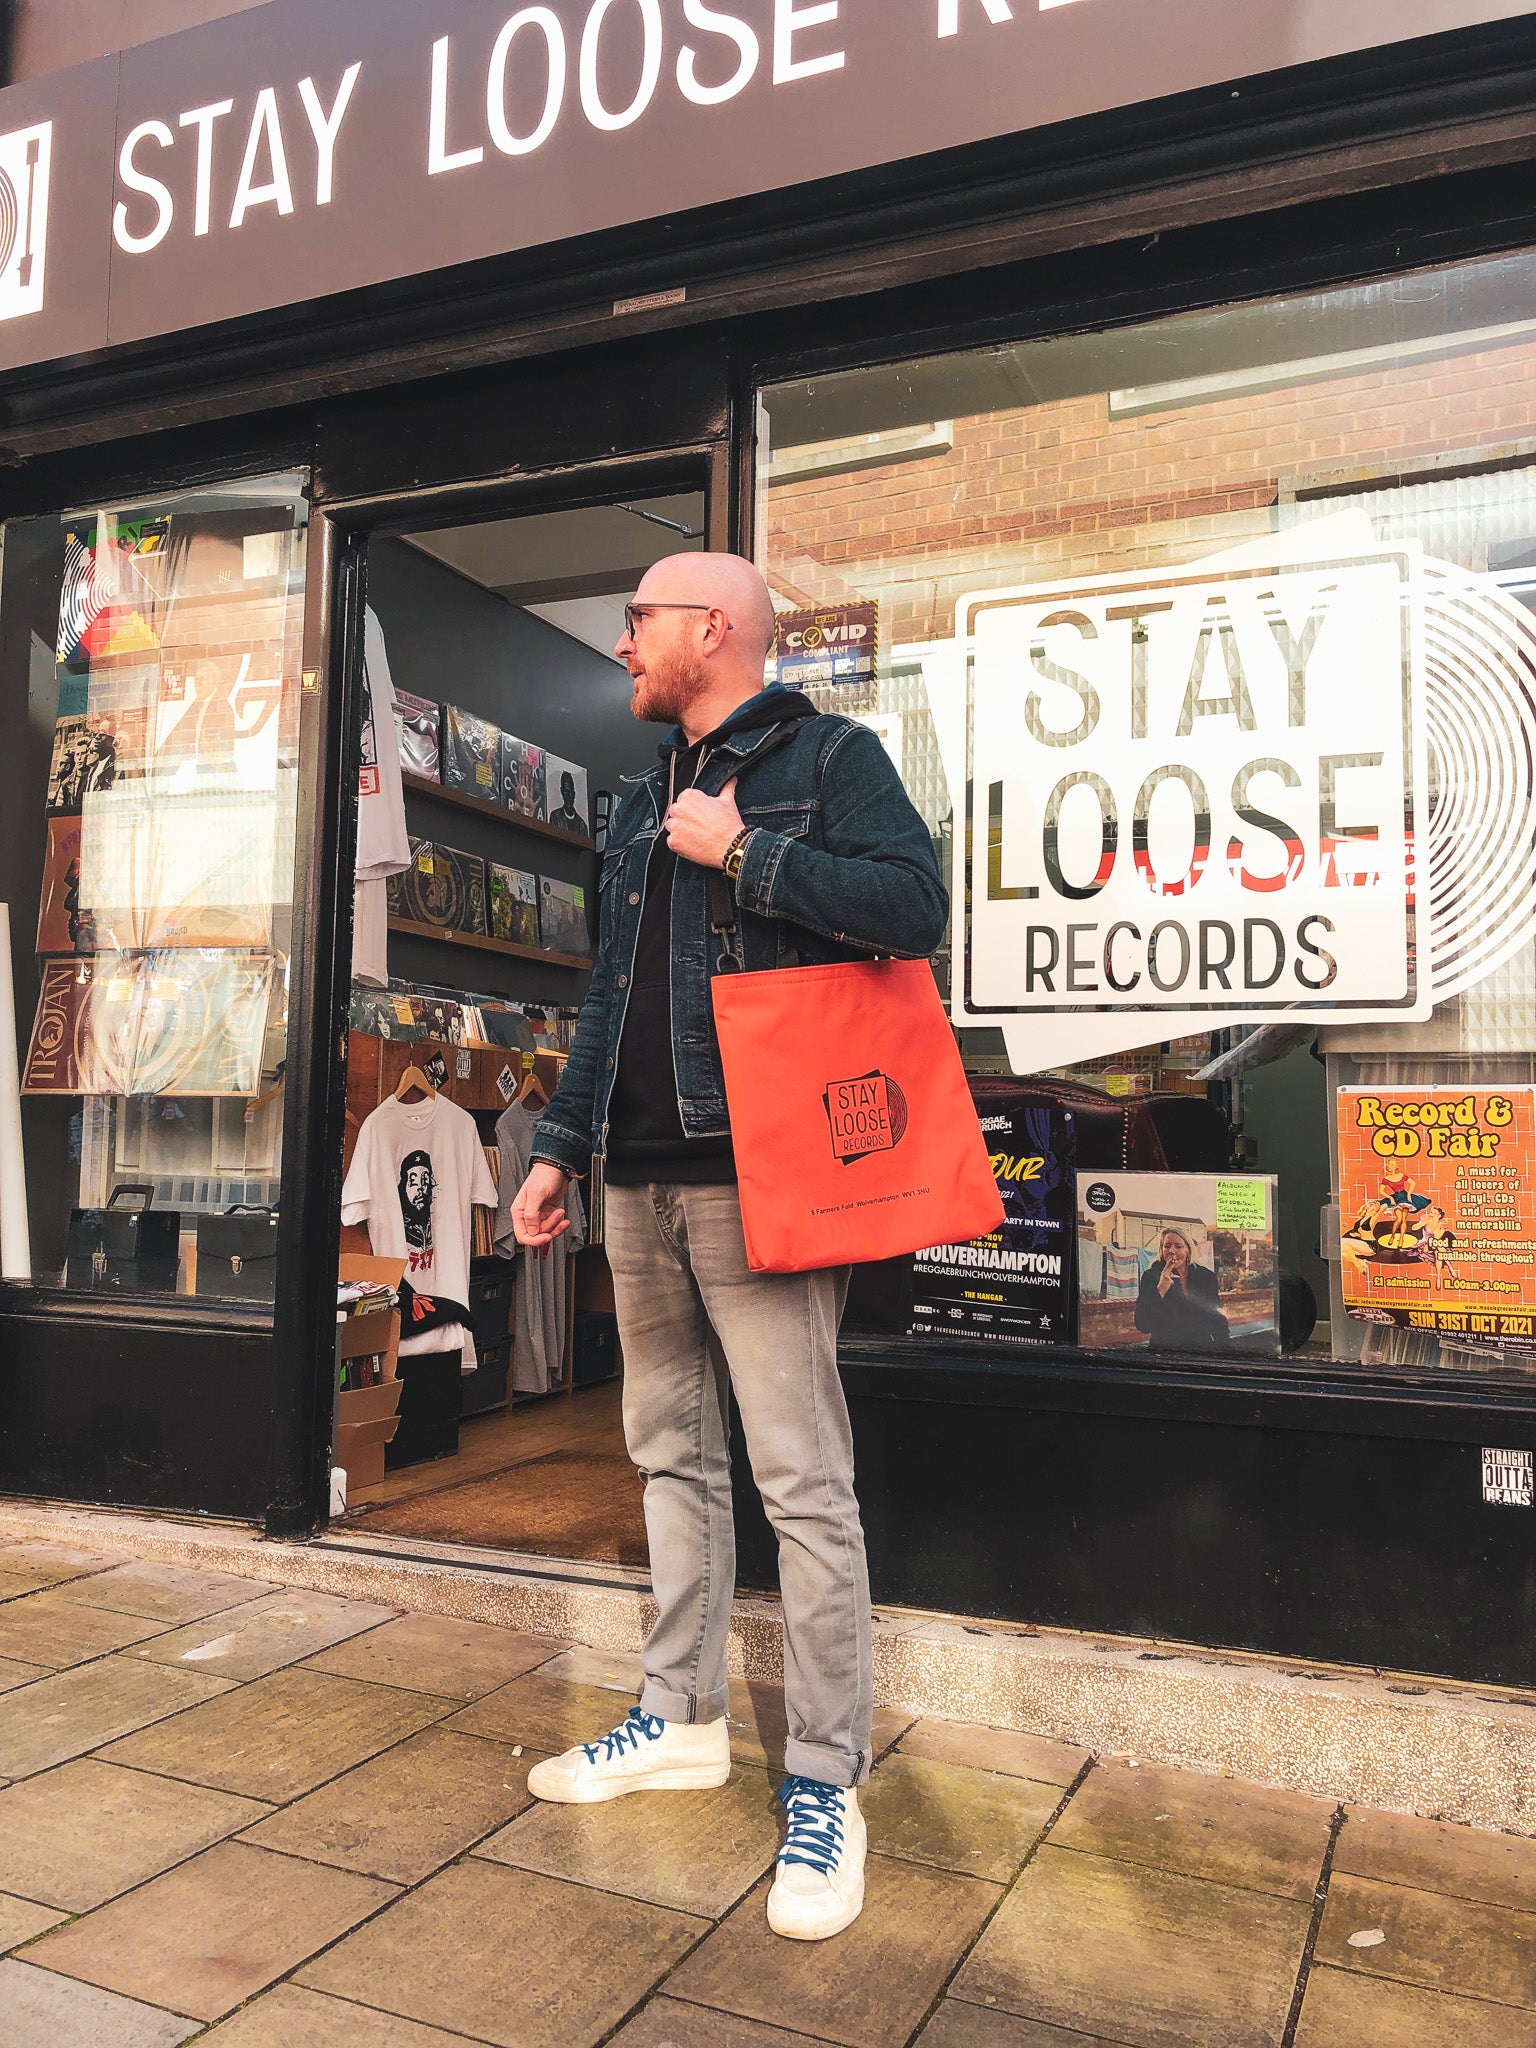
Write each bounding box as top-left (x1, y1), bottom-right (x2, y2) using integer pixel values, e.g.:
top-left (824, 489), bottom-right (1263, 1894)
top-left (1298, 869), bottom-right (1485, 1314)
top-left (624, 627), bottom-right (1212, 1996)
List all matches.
top-left (0, 477), bottom-right (308, 1303)
top-left (756, 252), bottom-right (1536, 1377)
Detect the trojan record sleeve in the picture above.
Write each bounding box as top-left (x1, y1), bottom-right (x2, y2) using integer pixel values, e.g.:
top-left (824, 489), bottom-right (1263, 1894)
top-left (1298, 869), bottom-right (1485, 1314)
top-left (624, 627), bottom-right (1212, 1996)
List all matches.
top-left (909, 1101), bottom-right (1076, 1347)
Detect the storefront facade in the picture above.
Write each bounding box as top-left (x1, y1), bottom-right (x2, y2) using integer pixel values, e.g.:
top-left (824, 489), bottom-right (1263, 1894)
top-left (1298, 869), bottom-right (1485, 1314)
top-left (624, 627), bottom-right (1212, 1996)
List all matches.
top-left (3, 1), bottom-right (1536, 1684)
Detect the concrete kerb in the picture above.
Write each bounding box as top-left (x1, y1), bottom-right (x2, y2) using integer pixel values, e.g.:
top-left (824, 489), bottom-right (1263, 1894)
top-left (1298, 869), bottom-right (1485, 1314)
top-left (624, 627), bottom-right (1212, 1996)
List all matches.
top-left (3, 1495), bottom-right (1535, 1835)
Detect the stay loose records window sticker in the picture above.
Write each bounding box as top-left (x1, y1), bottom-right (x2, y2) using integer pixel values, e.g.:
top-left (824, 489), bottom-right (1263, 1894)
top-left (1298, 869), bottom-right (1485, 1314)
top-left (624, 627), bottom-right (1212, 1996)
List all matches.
top-left (944, 516), bottom-right (1536, 1074)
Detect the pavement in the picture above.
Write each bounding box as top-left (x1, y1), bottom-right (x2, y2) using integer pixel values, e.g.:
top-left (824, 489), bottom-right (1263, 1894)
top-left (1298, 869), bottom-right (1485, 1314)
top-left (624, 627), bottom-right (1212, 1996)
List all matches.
top-left (0, 1539), bottom-right (1534, 2045)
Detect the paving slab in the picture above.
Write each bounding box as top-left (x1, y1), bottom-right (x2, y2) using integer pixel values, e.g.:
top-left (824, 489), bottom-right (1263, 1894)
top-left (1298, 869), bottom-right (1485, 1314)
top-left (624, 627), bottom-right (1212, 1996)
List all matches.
top-left (0, 1568), bottom-right (45, 1602)
top-left (199, 1982), bottom-right (488, 2045)
top-left (297, 1857), bottom-right (706, 2048)
top-left (447, 1670), bottom-right (647, 1753)
top-left (478, 1761), bottom-right (781, 1917)
top-left (0, 1656), bottom-right (234, 1778)
top-left (609, 1997), bottom-right (847, 2046)
top-left (127, 1589), bottom-right (398, 1679)
top-left (0, 1588), bottom-right (170, 1668)
top-left (898, 1718), bottom-right (1091, 1787)
top-left (1334, 1806), bottom-right (1536, 1913)
top-left (0, 1891), bottom-right (69, 1951)
top-left (918, 2004), bottom-right (1136, 2047)
top-left (0, 1542), bottom-right (126, 1585)
top-left (242, 1725), bottom-right (540, 1883)
top-left (303, 1611), bottom-right (563, 1697)
top-left (0, 1958), bottom-right (197, 2048)
top-left (667, 1853), bottom-right (1000, 2048)
top-left (861, 1751), bottom-right (1061, 1883)
top-left (536, 1643), bottom-right (647, 1692)
top-left (1049, 1759), bottom-right (1335, 1900)
top-left (24, 1839), bottom-right (397, 2022)
top-left (51, 1561), bottom-right (278, 1626)
top-left (954, 1843), bottom-right (1312, 2048)
top-left (0, 1758), bottom-right (271, 1911)
top-left (1315, 1869), bottom-right (1536, 2009)
top-left (101, 1667), bottom-right (455, 1803)
top-left (728, 1678), bottom-right (915, 1772)
top-left (0, 1654), bottom-right (50, 1692)
top-left (1295, 1961), bottom-right (1536, 2046)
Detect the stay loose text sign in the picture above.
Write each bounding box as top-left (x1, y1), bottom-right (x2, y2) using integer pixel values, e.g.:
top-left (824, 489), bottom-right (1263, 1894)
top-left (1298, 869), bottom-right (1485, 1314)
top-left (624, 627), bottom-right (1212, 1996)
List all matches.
top-left (0, 0), bottom-right (1532, 371)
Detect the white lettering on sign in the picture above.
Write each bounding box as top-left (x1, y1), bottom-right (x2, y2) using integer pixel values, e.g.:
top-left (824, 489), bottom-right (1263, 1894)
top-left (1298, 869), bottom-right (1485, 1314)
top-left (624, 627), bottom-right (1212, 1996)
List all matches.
top-left (487, 11), bottom-right (566, 157)
top-left (1483, 1447), bottom-right (1534, 1508)
top-left (938, 0), bottom-right (1015, 34)
top-left (677, 0), bottom-right (761, 104)
top-left (774, 0), bottom-right (845, 83)
top-left (581, 0), bottom-right (665, 132)
top-left (951, 537), bottom-right (1536, 1074)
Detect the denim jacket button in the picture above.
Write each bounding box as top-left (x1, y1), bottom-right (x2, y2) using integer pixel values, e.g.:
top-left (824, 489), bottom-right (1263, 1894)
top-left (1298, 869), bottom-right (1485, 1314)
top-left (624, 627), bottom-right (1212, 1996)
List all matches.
top-left (606, 1057), bottom-right (615, 1068)
top-left (618, 974), bottom-right (628, 987)
top-left (628, 892), bottom-right (640, 905)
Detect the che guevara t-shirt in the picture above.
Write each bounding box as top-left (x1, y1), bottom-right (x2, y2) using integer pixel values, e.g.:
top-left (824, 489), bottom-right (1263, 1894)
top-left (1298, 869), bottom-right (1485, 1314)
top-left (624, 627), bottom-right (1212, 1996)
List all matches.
top-left (341, 1093), bottom-right (496, 1357)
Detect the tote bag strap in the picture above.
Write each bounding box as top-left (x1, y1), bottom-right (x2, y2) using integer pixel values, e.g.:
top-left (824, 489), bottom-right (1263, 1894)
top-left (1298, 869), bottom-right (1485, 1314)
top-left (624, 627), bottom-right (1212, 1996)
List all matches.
top-left (704, 720), bottom-right (810, 973)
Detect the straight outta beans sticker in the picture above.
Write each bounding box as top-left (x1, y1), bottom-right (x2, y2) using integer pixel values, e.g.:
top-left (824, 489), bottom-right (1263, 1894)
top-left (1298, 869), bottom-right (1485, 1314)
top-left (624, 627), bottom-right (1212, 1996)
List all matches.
top-left (1483, 1448), bottom-right (1533, 1508)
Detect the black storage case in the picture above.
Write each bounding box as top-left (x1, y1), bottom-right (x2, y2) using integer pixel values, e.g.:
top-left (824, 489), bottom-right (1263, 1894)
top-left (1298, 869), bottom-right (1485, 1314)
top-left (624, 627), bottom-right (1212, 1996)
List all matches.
top-left (573, 1312), bottom-right (619, 1387)
top-left (195, 1208), bottom-right (280, 1301)
top-left (65, 1185), bottom-right (181, 1294)
top-left (385, 1350), bottom-right (463, 1468)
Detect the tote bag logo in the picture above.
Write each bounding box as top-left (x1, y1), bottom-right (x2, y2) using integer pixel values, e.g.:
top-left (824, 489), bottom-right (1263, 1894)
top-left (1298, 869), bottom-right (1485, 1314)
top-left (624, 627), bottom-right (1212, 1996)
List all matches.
top-left (0, 123), bottom-right (50, 320)
top-left (823, 1070), bottom-right (909, 1164)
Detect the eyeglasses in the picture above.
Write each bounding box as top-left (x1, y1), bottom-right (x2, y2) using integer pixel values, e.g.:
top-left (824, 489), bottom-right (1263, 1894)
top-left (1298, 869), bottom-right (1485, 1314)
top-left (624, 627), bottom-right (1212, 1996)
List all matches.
top-left (623, 601), bottom-right (732, 638)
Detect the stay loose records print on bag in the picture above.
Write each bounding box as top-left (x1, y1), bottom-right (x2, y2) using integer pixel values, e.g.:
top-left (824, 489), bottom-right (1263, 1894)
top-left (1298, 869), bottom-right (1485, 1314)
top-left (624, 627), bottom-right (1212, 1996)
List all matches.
top-left (712, 956), bottom-right (1003, 1274)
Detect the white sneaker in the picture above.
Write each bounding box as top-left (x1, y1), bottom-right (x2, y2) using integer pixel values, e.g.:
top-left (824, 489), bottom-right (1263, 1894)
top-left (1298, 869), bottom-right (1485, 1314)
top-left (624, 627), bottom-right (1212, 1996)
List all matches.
top-left (526, 1705), bottom-right (731, 1804)
top-left (767, 1777), bottom-right (866, 1940)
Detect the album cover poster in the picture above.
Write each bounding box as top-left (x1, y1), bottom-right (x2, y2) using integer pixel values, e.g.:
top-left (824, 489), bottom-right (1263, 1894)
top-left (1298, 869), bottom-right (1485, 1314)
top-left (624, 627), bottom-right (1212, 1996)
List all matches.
top-left (56, 515), bottom-right (172, 667)
top-left (22, 957), bottom-right (95, 1091)
top-left (77, 789), bottom-right (277, 951)
top-left (46, 712), bottom-right (131, 814)
top-left (393, 689), bottom-right (441, 781)
top-left (1075, 1171), bottom-right (1280, 1357)
top-left (539, 876), bottom-right (590, 957)
top-left (129, 949), bottom-right (280, 1096)
top-left (488, 862), bottom-right (540, 948)
top-left (442, 705), bottom-right (501, 800)
top-left (36, 813), bottom-right (95, 956)
top-left (540, 754), bottom-right (590, 838)
top-left (908, 1101), bottom-right (1076, 1348)
top-left (499, 733), bottom-right (546, 819)
top-left (1337, 1086), bottom-right (1536, 1351)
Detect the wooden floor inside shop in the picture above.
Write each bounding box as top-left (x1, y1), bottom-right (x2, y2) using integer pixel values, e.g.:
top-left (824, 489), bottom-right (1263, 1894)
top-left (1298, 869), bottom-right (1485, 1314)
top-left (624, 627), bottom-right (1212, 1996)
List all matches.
top-left (343, 1378), bottom-right (647, 1568)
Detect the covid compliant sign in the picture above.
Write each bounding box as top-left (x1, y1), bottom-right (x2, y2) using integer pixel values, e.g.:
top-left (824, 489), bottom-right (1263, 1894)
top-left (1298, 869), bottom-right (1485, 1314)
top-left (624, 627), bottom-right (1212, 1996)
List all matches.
top-left (1338, 1086), bottom-right (1536, 1350)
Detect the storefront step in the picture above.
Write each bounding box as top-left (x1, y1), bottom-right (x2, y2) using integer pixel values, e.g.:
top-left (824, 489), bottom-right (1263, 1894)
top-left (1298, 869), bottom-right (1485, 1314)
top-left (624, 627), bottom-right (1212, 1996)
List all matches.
top-left (3, 1494), bottom-right (1533, 1837)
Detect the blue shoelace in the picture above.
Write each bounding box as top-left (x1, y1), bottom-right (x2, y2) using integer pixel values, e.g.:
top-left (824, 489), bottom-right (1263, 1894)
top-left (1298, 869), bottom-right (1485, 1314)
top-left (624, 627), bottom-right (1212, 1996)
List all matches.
top-left (777, 1774), bottom-right (847, 1875)
top-left (581, 1704), bottom-right (665, 1765)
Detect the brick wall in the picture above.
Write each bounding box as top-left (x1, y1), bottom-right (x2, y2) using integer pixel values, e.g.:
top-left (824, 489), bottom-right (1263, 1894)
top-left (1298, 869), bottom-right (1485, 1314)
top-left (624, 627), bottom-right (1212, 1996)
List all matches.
top-left (763, 342), bottom-right (1536, 646)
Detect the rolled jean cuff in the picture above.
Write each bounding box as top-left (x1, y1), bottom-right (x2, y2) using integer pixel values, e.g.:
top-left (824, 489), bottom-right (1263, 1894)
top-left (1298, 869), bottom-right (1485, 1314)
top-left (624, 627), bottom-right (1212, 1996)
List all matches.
top-left (784, 1736), bottom-right (869, 1789)
top-left (639, 1678), bottom-right (731, 1726)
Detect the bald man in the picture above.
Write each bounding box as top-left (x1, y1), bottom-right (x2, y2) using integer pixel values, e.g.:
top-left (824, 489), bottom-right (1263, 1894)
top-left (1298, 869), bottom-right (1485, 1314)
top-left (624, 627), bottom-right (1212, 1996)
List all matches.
top-left (512, 553), bottom-right (947, 1941)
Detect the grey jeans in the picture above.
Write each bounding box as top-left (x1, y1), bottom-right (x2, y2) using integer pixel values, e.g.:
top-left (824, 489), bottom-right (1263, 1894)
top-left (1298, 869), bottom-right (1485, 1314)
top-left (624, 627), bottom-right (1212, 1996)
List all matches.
top-left (604, 1180), bottom-right (874, 1787)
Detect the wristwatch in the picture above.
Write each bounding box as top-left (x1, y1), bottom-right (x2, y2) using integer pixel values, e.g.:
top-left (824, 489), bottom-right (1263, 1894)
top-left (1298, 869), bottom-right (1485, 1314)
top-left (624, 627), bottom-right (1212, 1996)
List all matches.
top-left (722, 828), bottom-right (753, 882)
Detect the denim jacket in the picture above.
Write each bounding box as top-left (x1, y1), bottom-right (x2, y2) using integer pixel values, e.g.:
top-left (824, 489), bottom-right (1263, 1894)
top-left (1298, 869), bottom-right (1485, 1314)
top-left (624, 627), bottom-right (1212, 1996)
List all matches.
top-left (531, 686), bottom-right (949, 1178)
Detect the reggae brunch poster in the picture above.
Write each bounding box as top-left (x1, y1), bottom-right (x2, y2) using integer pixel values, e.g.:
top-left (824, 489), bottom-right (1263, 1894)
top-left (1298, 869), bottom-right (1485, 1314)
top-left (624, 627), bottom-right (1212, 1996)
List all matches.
top-left (1338, 1088), bottom-right (1536, 1349)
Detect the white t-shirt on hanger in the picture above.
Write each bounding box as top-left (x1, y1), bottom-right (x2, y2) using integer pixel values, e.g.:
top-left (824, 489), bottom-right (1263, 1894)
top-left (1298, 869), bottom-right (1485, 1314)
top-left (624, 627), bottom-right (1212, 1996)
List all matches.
top-left (352, 607), bottom-right (411, 987)
top-left (341, 1092), bottom-right (496, 1361)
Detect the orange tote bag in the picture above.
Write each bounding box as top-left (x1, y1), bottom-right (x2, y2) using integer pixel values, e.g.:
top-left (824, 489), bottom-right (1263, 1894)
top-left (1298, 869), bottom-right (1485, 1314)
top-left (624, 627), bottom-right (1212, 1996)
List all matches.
top-left (710, 956), bottom-right (1004, 1274)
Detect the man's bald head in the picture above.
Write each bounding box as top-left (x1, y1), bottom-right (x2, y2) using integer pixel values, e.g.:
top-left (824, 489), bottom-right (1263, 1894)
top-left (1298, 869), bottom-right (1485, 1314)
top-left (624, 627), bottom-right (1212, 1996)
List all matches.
top-left (618, 551), bottom-right (782, 738)
top-left (634, 553), bottom-right (778, 666)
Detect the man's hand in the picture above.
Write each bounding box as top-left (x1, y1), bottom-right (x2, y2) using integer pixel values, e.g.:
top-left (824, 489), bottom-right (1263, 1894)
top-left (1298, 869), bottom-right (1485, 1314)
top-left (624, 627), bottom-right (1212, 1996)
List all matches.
top-left (665, 777), bottom-right (743, 869)
top-left (512, 1163), bottom-right (573, 1248)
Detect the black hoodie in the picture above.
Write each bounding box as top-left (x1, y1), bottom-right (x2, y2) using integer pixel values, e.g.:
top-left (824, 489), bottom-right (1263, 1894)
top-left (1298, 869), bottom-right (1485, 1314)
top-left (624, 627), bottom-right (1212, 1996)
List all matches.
top-left (605, 689), bottom-right (817, 1185)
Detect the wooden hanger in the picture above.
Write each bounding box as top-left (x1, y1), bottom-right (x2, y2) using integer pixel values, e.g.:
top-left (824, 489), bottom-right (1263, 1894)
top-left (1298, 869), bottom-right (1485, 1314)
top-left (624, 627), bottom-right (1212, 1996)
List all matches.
top-left (395, 1063), bottom-right (437, 1104)
top-left (518, 1066), bottom-right (550, 1111)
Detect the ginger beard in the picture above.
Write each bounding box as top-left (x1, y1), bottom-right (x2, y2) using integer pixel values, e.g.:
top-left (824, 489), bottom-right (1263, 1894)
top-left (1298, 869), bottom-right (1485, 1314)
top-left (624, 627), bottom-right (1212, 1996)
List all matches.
top-left (627, 627), bottom-right (709, 727)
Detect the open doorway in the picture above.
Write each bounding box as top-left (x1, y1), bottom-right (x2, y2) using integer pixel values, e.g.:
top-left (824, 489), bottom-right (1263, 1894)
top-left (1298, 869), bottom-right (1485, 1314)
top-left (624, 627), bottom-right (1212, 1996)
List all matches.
top-left (334, 486), bottom-right (707, 1565)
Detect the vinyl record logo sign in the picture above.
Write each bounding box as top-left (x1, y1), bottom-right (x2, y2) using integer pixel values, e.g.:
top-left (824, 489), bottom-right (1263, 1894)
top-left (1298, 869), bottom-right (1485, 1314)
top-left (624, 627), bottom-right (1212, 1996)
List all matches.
top-left (824, 1071), bottom-right (908, 1164)
top-left (956, 537), bottom-right (1536, 1074)
top-left (0, 122), bottom-right (50, 320)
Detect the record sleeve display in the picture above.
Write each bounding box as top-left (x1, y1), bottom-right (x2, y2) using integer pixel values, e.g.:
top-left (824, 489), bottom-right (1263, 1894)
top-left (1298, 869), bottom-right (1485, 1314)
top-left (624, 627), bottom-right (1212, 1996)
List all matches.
top-left (77, 787), bottom-right (280, 950)
top-left (539, 876), bottom-right (590, 957)
top-left (393, 688), bottom-right (441, 781)
top-left (387, 838), bottom-right (488, 934)
top-left (540, 754), bottom-right (590, 837)
top-left (488, 862), bottom-right (540, 947)
top-left (442, 705), bottom-right (501, 800)
top-left (36, 813), bottom-right (93, 956)
top-left (24, 950), bottom-right (280, 1097)
top-left (498, 732), bottom-right (545, 819)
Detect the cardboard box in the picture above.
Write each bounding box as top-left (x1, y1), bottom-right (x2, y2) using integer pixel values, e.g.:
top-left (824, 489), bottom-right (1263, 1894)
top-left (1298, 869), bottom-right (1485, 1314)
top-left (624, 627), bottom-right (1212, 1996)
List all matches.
top-left (336, 1255), bottom-right (405, 1493)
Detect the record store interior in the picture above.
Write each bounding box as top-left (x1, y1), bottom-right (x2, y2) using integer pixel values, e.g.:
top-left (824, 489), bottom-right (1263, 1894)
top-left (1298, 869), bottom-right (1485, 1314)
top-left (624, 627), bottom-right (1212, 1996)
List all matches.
top-left (334, 493), bottom-right (709, 1564)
